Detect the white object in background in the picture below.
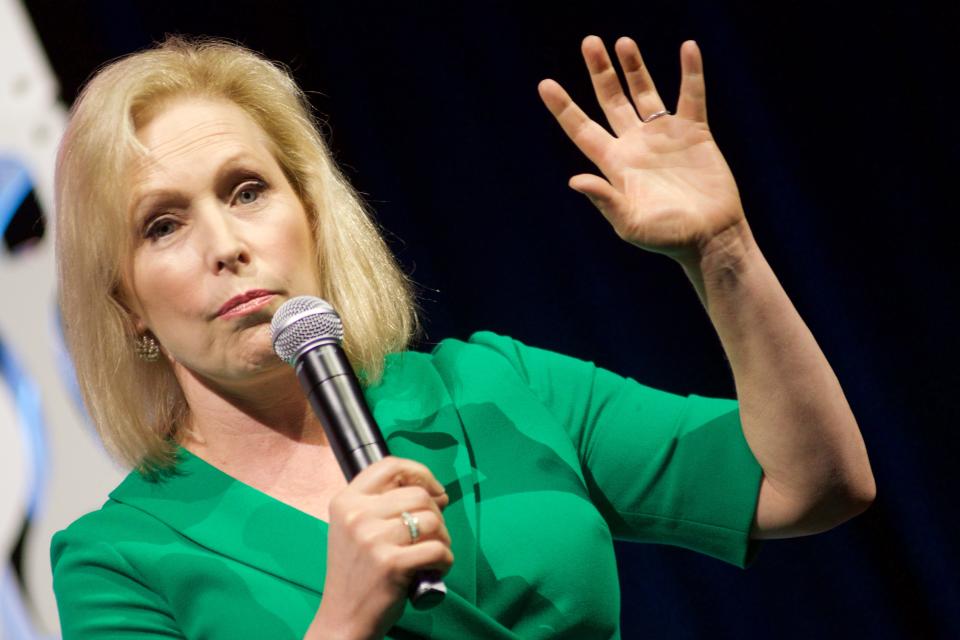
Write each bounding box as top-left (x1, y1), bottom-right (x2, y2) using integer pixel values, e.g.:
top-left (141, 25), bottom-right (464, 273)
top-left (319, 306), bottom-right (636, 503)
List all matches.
top-left (0, 0), bottom-right (127, 637)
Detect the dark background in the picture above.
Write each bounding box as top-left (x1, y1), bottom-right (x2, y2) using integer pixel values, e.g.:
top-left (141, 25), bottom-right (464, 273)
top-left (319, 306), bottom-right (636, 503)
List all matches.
top-left (23, 1), bottom-right (958, 637)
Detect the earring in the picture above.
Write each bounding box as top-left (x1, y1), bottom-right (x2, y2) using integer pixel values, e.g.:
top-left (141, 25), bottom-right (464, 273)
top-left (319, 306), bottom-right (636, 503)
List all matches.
top-left (135, 334), bottom-right (161, 362)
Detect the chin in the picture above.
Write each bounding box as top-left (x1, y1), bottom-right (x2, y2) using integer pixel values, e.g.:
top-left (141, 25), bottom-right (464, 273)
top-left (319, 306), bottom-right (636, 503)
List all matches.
top-left (247, 350), bottom-right (283, 370)
top-left (234, 325), bottom-right (283, 371)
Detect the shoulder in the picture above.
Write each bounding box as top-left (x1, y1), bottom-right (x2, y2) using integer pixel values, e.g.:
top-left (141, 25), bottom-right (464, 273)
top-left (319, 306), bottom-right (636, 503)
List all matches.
top-left (50, 499), bottom-right (142, 591)
top-left (402, 330), bottom-right (518, 359)
top-left (368, 332), bottom-right (540, 412)
top-left (377, 331), bottom-right (531, 384)
top-left (50, 487), bottom-right (186, 636)
top-left (385, 331), bottom-right (608, 400)
top-left (430, 331), bottom-right (604, 397)
top-left (429, 330), bottom-right (536, 376)
top-left (50, 474), bottom-right (179, 570)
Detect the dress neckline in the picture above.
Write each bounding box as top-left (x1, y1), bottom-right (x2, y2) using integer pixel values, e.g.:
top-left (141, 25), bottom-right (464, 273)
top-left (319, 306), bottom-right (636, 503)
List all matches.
top-left (173, 443), bottom-right (333, 526)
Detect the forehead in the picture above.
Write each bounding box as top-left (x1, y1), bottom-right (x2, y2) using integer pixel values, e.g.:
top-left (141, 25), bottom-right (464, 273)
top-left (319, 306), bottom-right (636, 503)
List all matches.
top-left (131, 97), bottom-right (275, 195)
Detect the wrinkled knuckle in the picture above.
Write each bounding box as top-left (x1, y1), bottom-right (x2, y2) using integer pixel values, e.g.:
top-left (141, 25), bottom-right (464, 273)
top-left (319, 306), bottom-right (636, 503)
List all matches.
top-left (408, 463), bottom-right (432, 485)
top-left (343, 507), bottom-right (368, 533)
top-left (405, 456), bottom-right (430, 474)
top-left (412, 485), bottom-right (433, 507)
top-left (340, 506), bottom-right (357, 526)
top-left (356, 523), bottom-right (379, 548)
top-left (369, 455), bottom-right (393, 473)
top-left (418, 511), bottom-right (439, 533)
top-left (372, 545), bottom-right (395, 570)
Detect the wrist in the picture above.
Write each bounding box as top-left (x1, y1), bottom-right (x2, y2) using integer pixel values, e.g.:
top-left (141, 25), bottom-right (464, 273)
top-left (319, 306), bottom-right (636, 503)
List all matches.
top-left (304, 603), bottom-right (376, 640)
top-left (677, 219), bottom-right (763, 308)
top-left (682, 218), bottom-right (758, 275)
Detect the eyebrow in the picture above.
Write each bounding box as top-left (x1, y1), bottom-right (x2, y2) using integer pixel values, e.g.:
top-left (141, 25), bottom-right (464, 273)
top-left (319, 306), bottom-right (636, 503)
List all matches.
top-left (130, 152), bottom-right (264, 216)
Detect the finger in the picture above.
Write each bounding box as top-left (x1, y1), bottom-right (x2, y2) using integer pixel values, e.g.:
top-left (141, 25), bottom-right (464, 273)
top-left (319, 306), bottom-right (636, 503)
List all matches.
top-left (350, 457), bottom-right (446, 498)
top-left (394, 509), bottom-right (451, 547)
top-left (393, 540), bottom-right (455, 577)
top-left (580, 35), bottom-right (642, 135)
top-left (568, 173), bottom-right (629, 226)
top-left (374, 486), bottom-right (445, 520)
top-left (677, 40), bottom-right (708, 123)
top-left (614, 36), bottom-right (667, 120)
top-left (538, 78), bottom-right (617, 170)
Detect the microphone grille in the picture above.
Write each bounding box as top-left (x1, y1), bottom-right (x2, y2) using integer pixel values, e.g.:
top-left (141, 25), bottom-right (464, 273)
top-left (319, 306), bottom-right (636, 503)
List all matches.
top-left (271, 295), bottom-right (344, 363)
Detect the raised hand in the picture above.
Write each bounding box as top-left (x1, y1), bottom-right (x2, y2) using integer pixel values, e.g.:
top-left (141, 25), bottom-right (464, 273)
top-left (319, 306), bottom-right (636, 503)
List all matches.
top-left (538, 36), bottom-right (747, 266)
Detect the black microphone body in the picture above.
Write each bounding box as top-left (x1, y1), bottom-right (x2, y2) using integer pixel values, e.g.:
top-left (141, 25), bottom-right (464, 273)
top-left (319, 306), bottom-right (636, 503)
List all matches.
top-left (272, 296), bottom-right (446, 609)
top-left (295, 344), bottom-right (386, 480)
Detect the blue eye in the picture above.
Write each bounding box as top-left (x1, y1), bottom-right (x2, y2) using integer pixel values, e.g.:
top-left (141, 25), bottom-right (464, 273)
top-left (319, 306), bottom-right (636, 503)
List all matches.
top-left (145, 217), bottom-right (179, 240)
top-left (237, 189), bottom-right (258, 204)
top-left (234, 180), bottom-right (266, 205)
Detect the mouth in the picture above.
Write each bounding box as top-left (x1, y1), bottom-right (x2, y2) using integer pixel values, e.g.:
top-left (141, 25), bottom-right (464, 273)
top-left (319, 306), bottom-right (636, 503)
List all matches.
top-left (217, 289), bottom-right (277, 319)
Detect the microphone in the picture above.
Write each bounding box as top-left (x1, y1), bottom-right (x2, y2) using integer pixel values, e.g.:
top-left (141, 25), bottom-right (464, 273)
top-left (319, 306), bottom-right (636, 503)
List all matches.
top-left (271, 295), bottom-right (446, 609)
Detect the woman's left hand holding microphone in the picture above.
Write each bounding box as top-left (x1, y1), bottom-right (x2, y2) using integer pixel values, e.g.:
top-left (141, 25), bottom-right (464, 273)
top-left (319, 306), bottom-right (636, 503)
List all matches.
top-left (303, 457), bottom-right (453, 640)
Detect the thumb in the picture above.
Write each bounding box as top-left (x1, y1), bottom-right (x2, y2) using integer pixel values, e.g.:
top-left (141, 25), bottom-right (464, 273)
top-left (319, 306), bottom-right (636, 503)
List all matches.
top-left (568, 174), bottom-right (625, 223)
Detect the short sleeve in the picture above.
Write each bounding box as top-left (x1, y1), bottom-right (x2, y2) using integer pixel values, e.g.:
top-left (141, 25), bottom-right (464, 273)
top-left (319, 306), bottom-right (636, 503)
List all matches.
top-left (468, 331), bottom-right (764, 569)
top-left (51, 524), bottom-right (185, 639)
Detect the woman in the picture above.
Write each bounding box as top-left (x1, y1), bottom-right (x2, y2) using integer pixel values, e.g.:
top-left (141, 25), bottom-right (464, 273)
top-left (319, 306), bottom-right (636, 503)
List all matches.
top-left (51, 35), bottom-right (875, 639)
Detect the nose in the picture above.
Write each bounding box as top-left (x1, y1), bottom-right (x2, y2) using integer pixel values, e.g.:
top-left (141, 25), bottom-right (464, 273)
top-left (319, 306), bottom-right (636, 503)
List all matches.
top-left (200, 205), bottom-right (251, 273)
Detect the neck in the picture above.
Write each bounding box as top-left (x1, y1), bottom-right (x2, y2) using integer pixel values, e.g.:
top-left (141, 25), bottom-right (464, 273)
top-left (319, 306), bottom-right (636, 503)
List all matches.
top-left (173, 362), bottom-right (329, 467)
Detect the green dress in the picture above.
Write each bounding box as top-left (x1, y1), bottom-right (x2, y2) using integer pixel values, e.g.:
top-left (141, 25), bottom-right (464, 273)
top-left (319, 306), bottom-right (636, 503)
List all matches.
top-left (51, 332), bottom-right (763, 639)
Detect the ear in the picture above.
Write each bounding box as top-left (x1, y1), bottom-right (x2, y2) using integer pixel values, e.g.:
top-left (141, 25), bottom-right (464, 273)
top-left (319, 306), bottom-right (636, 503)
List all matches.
top-left (131, 313), bottom-right (147, 335)
top-left (110, 282), bottom-right (148, 335)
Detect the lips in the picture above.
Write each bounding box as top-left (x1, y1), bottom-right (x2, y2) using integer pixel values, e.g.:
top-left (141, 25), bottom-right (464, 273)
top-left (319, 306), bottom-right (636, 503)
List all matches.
top-left (217, 289), bottom-right (276, 319)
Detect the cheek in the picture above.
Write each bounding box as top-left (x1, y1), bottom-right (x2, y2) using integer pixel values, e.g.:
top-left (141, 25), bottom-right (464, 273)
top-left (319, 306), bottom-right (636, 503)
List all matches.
top-left (131, 251), bottom-right (205, 321)
top-left (274, 211), bottom-right (317, 277)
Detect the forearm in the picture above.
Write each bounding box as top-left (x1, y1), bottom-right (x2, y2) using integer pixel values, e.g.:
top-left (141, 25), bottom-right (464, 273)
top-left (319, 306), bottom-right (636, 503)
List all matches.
top-left (680, 220), bottom-right (876, 511)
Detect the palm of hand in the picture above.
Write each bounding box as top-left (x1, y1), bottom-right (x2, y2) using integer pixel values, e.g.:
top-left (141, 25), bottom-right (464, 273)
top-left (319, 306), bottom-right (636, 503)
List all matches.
top-left (539, 36), bottom-right (745, 264)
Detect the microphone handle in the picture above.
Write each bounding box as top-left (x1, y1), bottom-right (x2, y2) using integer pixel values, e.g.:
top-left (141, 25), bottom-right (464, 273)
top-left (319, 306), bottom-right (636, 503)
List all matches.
top-left (296, 345), bottom-right (447, 610)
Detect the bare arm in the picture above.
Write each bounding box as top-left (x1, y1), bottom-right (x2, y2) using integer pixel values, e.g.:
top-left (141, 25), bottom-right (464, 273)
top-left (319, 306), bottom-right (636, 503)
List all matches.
top-left (682, 221), bottom-right (875, 538)
top-left (538, 36), bottom-right (875, 539)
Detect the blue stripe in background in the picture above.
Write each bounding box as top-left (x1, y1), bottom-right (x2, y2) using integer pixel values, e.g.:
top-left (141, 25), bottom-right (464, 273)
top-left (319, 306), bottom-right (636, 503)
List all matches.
top-left (0, 156), bottom-right (57, 638)
top-left (0, 156), bottom-right (33, 238)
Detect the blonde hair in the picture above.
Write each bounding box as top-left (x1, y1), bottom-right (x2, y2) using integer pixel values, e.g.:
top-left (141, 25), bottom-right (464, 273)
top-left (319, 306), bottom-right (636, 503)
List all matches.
top-left (55, 36), bottom-right (417, 474)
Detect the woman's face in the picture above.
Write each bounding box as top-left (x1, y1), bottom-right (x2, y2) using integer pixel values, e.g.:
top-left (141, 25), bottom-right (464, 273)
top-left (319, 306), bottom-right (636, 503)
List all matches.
top-left (126, 97), bottom-right (320, 385)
